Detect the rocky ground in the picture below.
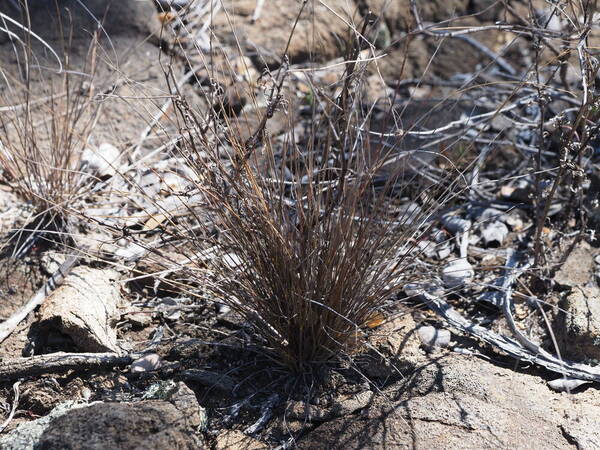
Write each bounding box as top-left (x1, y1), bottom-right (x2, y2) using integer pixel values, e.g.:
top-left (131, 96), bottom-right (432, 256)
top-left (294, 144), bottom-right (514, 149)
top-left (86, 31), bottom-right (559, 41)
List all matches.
top-left (0, 0), bottom-right (600, 449)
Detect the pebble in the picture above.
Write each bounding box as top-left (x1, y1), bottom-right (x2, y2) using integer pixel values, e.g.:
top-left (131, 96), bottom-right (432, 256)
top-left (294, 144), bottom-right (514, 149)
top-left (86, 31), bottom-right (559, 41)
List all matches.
top-left (417, 326), bottom-right (451, 349)
top-left (442, 258), bottom-right (474, 288)
top-left (81, 143), bottom-right (121, 178)
top-left (441, 214), bottom-right (472, 234)
top-left (481, 221), bottom-right (509, 246)
top-left (397, 202), bottom-right (422, 226)
top-left (547, 377), bottom-right (590, 393)
top-left (131, 353), bottom-right (162, 373)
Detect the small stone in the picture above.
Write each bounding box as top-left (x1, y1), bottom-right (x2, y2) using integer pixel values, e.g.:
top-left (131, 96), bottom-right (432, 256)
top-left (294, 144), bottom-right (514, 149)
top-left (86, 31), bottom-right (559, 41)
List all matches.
top-left (480, 221), bottom-right (509, 246)
top-left (417, 326), bottom-right (451, 350)
top-left (39, 251), bottom-right (67, 275)
top-left (505, 212), bottom-right (525, 231)
top-left (442, 258), bottom-right (474, 288)
top-left (80, 388), bottom-right (92, 401)
top-left (81, 143), bottom-right (121, 178)
top-left (474, 207), bottom-right (506, 222)
top-left (397, 202), bottom-right (422, 226)
top-left (128, 312), bottom-right (152, 329)
top-left (441, 214), bottom-right (471, 234)
top-left (547, 377), bottom-right (590, 393)
top-left (131, 353), bottom-right (162, 373)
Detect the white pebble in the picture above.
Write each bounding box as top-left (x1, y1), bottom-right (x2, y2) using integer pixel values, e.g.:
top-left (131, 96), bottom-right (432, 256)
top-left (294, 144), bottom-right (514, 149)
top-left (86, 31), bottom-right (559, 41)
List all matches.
top-left (81, 143), bottom-right (121, 177)
top-left (547, 377), bottom-right (590, 393)
top-left (417, 326), bottom-right (451, 349)
top-left (481, 221), bottom-right (509, 246)
top-left (131, 353), bottom-right (162, 373)
top-left (442, 258), bottom-right (474, 288)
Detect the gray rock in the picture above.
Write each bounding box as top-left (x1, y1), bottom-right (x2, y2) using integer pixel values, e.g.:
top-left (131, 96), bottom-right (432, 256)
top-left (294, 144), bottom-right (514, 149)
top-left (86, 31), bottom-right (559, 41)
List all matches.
top-left (36, 400), bottom-right (202, 449)
top-left (441, 214), bottom-right (471, 234)
top-left (0, 401), bottom-right (91, 450)
top-left (417, 326), bottom-right (451, 350)
top-left (554, 242), bottom-right (595, 287)
top-left (556, 287), bottom-right (600, 361)
top-left (81, 143), bottom-right (122, 178)
top-left (547, 377), bottom-right (591, 393)
top-left (480, 220), bottom-right (509, 246)
top-left (130, 353), bottom-right (162, 373)
top-left (442, 258), bottom-right (474, 288)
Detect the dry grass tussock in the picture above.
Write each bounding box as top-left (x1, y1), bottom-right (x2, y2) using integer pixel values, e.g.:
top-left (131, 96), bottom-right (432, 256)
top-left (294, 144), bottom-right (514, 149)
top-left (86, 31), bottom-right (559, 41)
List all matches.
top-left (0, 14), bottom-right (103, 257)
top-left (157, 12), bottom-right (464, 373)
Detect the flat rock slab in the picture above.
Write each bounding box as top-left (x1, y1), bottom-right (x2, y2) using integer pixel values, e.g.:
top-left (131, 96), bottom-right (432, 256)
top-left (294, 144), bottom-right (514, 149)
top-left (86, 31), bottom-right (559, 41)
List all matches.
top-left (36, 267), bottom-right (122, 352)
top-left (299, 354), bottom-right (600, 449)
top-left (36, 401), bottom-right (201, 450)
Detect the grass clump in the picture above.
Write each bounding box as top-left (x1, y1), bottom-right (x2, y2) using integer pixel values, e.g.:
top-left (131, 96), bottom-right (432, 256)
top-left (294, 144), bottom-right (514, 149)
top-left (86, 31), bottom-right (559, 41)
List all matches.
top-left (0, 14), bottom-right (102, 257)
top-left (165, 24), bottom-right (453, 373)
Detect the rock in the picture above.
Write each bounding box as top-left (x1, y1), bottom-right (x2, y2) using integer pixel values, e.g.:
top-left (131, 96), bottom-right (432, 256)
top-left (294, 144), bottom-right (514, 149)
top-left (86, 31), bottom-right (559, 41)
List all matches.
top-left (556, 287), bottom-right (600, 361)
top-left (547, 377), bottom-right (591, 393)
top-left (442, 258), bottom-right (474, 288)
top-left (553, 242), bottom-right (595, 287)
top-left (84, 0), bottom-right (164, 37)
top-left (480, 221), bottom-right (509, 246)
top-left (36, 401), bottom-right (202, 449)
top-left (130, 353), bottom-right (162, 373)
top-left (35, 267), bottom-right (123, 353)
top-left (285, 391), bottom-right (375, 422)
top-left (4, 0), bottom-right (163, 41)
top-left (397, 202), bottom-right (422, 226)
top-left (81, 143), bottom-right (122, 178)
top-left (180, 369), bottom-right (236, 392)
top-left (128, 311), bottom-right (152, 328)
top-left (417, 326), bottom-right (451, 350)
top-left (142, 381), bottom-right (207, 431)
top-left (0, 401), bottom-right (90, 450)
top-left (211, 0), bottom-right (355, 68)
top-left (361, 313), bottom-right (423, 377)
top-left (39, 251), bottom-right (67, 275)
top-left (441, 214), bottom-right (472, 234)
top-left (359, 0), bottom-right (469, 34)
top-left (214, 430), bottom-right (267, 450)
top-left (168, 382), bottom-right (207, 431)
top-left (298, 354), bottom-right (600, 449)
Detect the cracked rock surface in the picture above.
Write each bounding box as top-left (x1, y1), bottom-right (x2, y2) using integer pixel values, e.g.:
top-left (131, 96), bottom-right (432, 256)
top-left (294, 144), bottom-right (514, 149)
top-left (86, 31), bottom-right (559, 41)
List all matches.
top-left (299, 352), bottom-right (600, 449)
